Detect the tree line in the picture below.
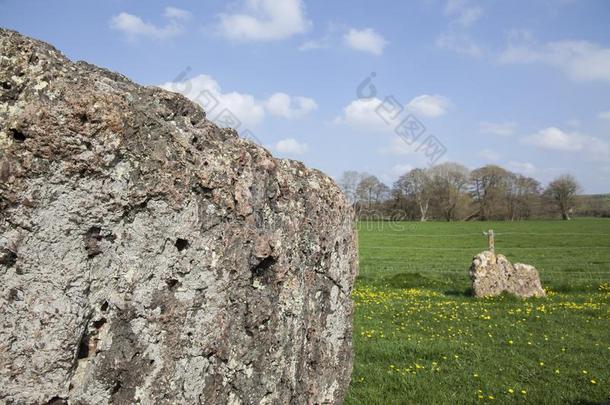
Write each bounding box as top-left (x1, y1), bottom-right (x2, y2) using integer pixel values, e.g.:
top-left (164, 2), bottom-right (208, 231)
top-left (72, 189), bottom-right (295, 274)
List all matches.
top-left (338, 163), bottom-right (609, 221)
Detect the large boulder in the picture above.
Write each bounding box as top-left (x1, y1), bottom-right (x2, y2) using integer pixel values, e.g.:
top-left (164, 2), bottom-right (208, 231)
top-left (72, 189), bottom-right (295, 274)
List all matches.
top-left (469, 251), bottom-right (545, 298)
top-left (0, 29), bottom-right (358, 404)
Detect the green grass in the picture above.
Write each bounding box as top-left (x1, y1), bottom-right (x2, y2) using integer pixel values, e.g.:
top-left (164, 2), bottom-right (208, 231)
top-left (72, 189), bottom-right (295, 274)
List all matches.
top-left (346, 219), bottom-right (610, 405)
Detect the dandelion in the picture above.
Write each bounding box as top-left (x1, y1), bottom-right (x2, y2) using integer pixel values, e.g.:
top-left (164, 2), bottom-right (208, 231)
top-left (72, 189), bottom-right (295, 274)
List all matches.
top-left (591, 380), bottom-right (597, 385)
top-left (539, 362), bottom-right (544, 366)
top-left (488, 395), bottom-right (494, 400)
top-left (582, 370), bottom-right (588, 374)
top-left (555, 369), bottom-right (560, 374)
top-left (508, 340), bottom-right (513, 345)
top-left (508, 388), bottom-right (514, 394)
top-left (521, 390), bottom-right (527, 395)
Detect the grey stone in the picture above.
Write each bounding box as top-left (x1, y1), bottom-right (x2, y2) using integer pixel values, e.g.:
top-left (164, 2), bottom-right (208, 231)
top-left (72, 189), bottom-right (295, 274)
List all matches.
top-left (0, 29), bottom-right (358, 404)
top-left (469, 251), bottom-right (545, 298)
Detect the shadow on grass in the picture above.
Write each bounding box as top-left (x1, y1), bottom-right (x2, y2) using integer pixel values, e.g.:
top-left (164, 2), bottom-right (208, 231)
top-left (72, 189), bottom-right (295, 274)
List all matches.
top-left (444, 287), bottom-right (473, 297)
top-left (383, 272), bottom-right (454, 290)
top-left (569, 399), bottom-right (610, 405)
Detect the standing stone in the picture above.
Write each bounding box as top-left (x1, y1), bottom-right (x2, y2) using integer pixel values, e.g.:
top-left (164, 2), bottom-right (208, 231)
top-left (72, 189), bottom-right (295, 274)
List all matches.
top-left (469, 251), bottom-right (545, 298)
top-left (0, 29), bottom-right (358, 404)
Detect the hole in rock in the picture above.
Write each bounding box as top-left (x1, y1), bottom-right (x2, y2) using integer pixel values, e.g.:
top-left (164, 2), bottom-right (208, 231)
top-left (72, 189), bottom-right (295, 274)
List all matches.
top-left (166, 278), bottom-right (180, 289)
top-left (111, 381), bottom-right (122, 395)
top-left (85, 226), bottom-right (103, 258)
top-left (0, 81), bottom-right (11, 90)
top-left (175, 238), bottom-right (189, 252)
top-left (9, 128), bottom-right (26, 142)
top-left (0, 248), bottom-right (17, 267)
top-left (251, 256), bottom-right (277, 280)
top-left (76, 334), bottom-right (90, 360)
top-left (46, 397), bottom-right (67, 405)
top-left (100, 301), bottom-right (109, 311)
top-left (92, 318), bottom-right (107, 329)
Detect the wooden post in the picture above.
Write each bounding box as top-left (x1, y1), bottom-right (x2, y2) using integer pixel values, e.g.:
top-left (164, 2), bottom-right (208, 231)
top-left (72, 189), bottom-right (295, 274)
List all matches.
top-left (487, 229), bottom-right (495, 253)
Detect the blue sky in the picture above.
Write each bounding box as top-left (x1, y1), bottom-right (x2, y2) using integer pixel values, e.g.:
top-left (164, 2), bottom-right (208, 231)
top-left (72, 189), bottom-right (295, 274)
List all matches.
top-left (1, 0), bottom-right (610, 192)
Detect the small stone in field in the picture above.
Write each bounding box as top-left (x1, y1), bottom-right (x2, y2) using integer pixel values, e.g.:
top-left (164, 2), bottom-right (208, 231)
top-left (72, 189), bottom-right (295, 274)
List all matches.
top-left (469, 251), bottom-right (545, 298)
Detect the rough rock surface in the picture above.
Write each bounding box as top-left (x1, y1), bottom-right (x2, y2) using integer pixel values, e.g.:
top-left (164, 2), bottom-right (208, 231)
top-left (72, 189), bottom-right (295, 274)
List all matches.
top-left (0, 29), bottom-right (358, 404)
top-left (469, 251), bottom-right (545, 298)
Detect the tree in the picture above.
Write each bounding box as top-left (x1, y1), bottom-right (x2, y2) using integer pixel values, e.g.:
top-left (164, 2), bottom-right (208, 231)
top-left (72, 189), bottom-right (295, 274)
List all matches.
top-left (338, 171), bottom-right (362, 205)
top-left (470, 165), bottom-right (510, 220)
top-left (429, 162), bottom-right (470, 221)
top-left (395, 168), bottom-right (432, 221)
top-left (506, 174), bottom-right (541, 220)
top-left (545, 174), bottom-right (580, 220)
top-left (356, 175), bottom-right (387, 209)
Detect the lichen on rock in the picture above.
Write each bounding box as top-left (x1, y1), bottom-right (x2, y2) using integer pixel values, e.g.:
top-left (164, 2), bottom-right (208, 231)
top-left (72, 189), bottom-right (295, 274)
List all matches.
top-left (469, 251), bottom-right (545, 298)
top-left (0, 28), bottom-right (358, 404)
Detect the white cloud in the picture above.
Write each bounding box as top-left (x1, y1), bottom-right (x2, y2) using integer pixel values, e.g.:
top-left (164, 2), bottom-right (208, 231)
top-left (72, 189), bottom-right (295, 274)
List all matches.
top-left (479, 149), bottom-right (500, 161)
top-left (444, 0), bottom-right (483, 27)
top-left (598, 111), bottom-right (610, 120)
top-left (499, 39), bottom-right (610, 82)
top-left (163, 6), bottom-right (191, 20)
top-left (159, 74), bottom-right (265, 128)
top-left (159, 74), bottom-right (316, 128)
top-left (344, 28), bottom-right (387, 55)
top-left (522, 127), bottom-right (609, 159)
top-left (299, 39), bottom-right (329, 51)
top-left (479, 121), bottom-right (516, 136)
top-left (265, 93), bottom-right (317, 118)
top-left (335, 94), bottom-right (451, 131)
top-left (274, 138), bottom-right (309, 155)
top-left (437, 1), bottom-right (483, 57)
top-left (110, 7), bottom-right (189, 40)
top-left (217, 0), bottom-right (310, 42)
top-left (334, 98), bottom-right (388, 131)
top-left (407, 95), bottom-right (452, 118)
top-left (436, 31), bottom-right (482, 57)
top-left (508, 161), bottom-right (537, 175)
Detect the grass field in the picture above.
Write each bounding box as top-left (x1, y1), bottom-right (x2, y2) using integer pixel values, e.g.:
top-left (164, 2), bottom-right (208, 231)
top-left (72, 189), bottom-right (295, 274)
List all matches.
top-left (345, 219), bottom-right (610, 404)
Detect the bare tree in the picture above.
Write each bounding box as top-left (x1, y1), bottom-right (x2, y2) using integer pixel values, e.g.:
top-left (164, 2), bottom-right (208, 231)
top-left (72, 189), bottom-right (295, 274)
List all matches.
top-left (506, 174), bottom-right (541, 220)
top-left (429, 162), bottom-right (470, 221)
top-left (356, 174), bottom-right (385, 209)
top-left (338, 171), bottom-right (362, 205)
top-left (470, 165), bottom-right (509, 220)
top-left (395, 168), bottom-right (432, 221)
top-left (545, 174), bottom-right (580, 220)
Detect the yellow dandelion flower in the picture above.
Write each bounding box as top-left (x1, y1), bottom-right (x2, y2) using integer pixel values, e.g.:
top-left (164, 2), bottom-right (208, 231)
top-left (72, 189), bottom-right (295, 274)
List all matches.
top-left (508, 388), bottom-right (514, 394)
top-left (591, 380), bottom-right (597, 385)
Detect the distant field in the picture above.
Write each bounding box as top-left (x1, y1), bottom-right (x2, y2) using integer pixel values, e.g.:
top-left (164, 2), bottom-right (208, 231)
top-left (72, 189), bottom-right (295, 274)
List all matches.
top-left (346, 219), bottom-right (610, 404)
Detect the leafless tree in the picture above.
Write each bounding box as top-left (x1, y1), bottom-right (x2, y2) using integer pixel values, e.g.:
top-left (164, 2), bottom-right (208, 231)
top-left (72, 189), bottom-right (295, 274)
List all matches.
top-left (356, 174), bottom-right (387, 209)
top-left (394, 168), bottom-right (432, 221)
top-left (338, 171), bottom-right (362, 205)
top-left (429, 162), bottom-right (470, 221)
top-left (506, 174), bottom-right (541, 220)
top-left (545, 174), bottom-right (580, 220)
top-left (470, 165), bottom-right (509, 220)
